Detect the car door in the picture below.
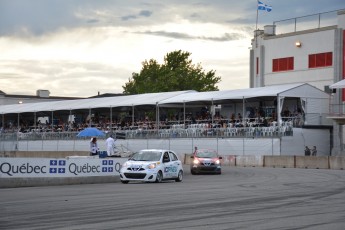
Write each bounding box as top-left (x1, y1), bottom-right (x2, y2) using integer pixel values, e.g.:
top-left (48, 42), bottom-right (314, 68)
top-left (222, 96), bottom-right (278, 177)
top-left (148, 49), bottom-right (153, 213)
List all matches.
top-left (162, 151), bottom-right (175, 179)
top-left (168, 151), bottom-right (181, 178)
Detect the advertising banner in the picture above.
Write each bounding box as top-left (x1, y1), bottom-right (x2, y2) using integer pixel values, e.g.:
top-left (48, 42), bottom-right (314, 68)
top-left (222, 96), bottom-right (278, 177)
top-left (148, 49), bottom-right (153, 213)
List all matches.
top-left (0, 157), bottom-right (127, 178)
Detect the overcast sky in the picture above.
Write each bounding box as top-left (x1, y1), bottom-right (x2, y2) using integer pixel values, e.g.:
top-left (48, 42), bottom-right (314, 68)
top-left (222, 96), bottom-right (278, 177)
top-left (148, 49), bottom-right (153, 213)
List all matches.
top-left (0, 0), bottom-right (344, 97)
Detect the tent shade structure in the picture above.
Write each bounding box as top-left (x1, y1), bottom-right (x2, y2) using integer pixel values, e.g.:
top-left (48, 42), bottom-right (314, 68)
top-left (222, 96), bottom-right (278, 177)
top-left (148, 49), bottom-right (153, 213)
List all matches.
top-left (77, 127), bottom-right (105, 137)
top-left (329, 79), bottom-right (345, 89)
top-left (0, 83), bottom-right (329, 114)
top-left (158, 83), bottom-right (329, 106)
top-left (0, 90), bottom-right (195, 114)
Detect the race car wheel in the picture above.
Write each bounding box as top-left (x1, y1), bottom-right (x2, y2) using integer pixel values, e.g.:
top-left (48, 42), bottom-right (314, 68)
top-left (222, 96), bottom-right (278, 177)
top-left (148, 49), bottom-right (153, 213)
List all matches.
top-left (155, 171), bottom-right (163, 183)
top-left (121, 180), bottom-right (129, 184)
top-left (175, 170), bottom-right (183, 182)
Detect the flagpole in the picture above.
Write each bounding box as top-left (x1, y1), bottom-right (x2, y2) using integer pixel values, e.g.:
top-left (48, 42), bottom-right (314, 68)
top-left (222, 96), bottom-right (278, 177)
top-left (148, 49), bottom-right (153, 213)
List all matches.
top-left (256, 0), bottom-right (259, 31)
top-left (255, 0), bottom-right (259, 48)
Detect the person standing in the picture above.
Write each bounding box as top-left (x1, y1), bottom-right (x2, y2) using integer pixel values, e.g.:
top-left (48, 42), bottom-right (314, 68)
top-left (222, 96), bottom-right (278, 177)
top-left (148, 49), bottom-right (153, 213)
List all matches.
top-left (312, 146), bottom-right (317, 156)
top-left (106, 134), bottom-right (116, 157)
top-left (90, 137), bottom-right (99, 156)
top-left (304, 146), bottom-right (311, 156)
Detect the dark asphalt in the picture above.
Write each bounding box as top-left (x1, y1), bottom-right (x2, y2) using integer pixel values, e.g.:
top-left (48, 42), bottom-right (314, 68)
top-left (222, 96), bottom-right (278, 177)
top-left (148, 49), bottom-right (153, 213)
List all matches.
top-left (1, 166), bottom-right (345, 230)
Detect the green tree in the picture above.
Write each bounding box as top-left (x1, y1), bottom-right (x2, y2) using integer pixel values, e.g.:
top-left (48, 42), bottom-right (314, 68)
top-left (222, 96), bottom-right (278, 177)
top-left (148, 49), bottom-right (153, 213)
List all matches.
top-left (122, 50), bottom-right (221, 94)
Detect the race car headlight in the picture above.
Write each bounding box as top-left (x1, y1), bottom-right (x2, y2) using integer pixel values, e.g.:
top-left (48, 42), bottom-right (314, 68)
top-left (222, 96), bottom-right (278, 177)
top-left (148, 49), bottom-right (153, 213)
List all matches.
top-left (215, 159), bottom-right (220, 165)
top-left (193, 159), bottom-right (200, 164)
top-left (147, 163), bottom-right (157, 169)
top-left (121, 162), bottom-right (129, 169)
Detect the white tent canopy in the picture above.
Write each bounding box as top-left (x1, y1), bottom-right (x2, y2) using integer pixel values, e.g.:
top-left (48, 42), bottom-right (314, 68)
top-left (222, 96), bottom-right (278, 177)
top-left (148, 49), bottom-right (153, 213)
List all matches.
top-left (0, 90), bottom-right (194, 114)
top-left (158, 83), bottom-right (329, 105)
top-left (0, 83), bottom-right (329, 115)
top-left (329, 79), bottom-right (345, 89)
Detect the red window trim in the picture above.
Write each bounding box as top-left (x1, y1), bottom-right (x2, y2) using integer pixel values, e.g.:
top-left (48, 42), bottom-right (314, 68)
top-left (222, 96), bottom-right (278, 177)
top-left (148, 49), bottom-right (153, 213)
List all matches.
top-left (308, 52), bottom-right (333, 68)
top-left (272, 57), bottom-right (294, 72)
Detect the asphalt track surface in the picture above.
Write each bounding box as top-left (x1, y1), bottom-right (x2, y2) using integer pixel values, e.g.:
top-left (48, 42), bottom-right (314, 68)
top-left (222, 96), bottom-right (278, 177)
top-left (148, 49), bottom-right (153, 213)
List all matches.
top-left (1, 166), bottom-right (345, 230)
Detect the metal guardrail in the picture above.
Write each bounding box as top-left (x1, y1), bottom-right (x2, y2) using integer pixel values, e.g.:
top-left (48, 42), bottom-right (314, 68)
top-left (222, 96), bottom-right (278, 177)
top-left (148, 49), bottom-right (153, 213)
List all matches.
top-left (0, 112), bottom-right (333, 141)
top-left (273, 9), bottom-right (341, 35)
top-left (329, 104), bottom-right (345, 117)
top-left (0, 125), bottom-right (294, 141)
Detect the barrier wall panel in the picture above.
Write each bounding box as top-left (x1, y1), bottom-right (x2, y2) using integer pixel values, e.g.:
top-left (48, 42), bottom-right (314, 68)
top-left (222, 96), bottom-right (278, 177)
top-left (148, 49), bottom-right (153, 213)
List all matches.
top-left (329, 156), bottom-right (345, 170)
top-left (264, 156), bottom-right (295, 168)
top-left (236, 156), bottom-right (263, 167)
top-left (1, 151), bottom-right (89, 158)
top-left (221, 155), bottom-right (237, 166)
top-left (184, 154), bottom-right (193, 165)
top-left (295, 156), bottom-right (329, 169)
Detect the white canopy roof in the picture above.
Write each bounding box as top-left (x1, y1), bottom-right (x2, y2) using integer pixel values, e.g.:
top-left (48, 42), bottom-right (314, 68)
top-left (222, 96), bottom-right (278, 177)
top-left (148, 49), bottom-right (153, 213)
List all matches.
top-left (0, 83), bottom-right (329, 114)
top-left (0, 91), bottom-right (193, 114)
top-left (158, 83), bottom-right (329, 105)
top-left (330, 79), bottom-right (345, 89)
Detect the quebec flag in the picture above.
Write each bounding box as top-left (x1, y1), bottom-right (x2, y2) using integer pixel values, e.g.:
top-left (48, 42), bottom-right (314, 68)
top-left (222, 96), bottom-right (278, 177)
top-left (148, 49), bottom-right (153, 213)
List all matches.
top-left (258, 1), bottom-right (272, 12)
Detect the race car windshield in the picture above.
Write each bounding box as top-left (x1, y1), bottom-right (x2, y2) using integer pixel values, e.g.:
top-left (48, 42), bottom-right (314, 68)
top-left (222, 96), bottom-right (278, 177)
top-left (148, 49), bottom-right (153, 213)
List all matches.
top-left (196, 150), bottom-right (218, 158)
top-left (130, 151), bottom-right (162, 161)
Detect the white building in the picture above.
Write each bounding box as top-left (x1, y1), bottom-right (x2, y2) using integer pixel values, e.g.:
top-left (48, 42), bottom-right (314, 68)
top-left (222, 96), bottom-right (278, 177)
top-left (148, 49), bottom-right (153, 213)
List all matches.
top-left (0, 89), bottom-right (82, 106)
top-left (251, 9), bottom-right (345, 155)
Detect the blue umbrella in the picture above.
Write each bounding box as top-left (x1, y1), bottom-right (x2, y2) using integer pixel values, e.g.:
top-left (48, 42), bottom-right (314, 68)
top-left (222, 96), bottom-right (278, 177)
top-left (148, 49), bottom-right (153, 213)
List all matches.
top-left (77, 127), bottom-right (105, 137)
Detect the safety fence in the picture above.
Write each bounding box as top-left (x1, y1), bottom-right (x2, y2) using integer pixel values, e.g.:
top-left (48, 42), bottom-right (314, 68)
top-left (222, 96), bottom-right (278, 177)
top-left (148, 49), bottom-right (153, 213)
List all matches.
top-left (0, 124), bottom-right (294, 142)
top-left (273, 9), bottom-right (340, 35)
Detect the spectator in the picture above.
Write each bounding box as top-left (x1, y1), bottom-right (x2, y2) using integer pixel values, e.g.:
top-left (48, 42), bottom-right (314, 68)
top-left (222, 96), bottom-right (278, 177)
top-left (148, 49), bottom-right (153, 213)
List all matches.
top-left (90, 137), bottom-right (99, 156)
top-left (105, 134), bottom-right (116, 157)
top-left (312, 146), bottom-right (317, 156)
top-left (304, 146), bottom-right (311, 156)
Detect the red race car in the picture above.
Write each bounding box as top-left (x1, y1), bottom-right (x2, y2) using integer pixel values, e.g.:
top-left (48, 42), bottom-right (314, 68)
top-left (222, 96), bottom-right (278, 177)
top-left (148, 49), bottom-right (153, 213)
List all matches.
top-left (190, 148), bottom-right (222, 175)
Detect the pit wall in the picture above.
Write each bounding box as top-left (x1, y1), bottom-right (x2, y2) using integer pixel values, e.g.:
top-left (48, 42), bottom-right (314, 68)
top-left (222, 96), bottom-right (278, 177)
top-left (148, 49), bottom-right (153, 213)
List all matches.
top-left (185, 154), bottom-right (345, 170)
top-left (0, 151), bottom-right (89, 158)
top-left (2, 152), bottom-right (345, 170)
top-left (1, 154), bottom-right (344, 188)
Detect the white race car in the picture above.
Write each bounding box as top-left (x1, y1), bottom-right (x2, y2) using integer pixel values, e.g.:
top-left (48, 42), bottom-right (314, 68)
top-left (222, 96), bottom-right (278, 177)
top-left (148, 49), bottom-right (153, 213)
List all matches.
top-left (119, 149), bottom-right (184, 184)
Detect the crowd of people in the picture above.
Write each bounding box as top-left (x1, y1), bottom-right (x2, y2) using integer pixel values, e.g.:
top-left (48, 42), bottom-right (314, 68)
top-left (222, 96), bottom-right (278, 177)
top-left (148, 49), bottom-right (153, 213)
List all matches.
top-left (0, 105), bottom-right (304, 134)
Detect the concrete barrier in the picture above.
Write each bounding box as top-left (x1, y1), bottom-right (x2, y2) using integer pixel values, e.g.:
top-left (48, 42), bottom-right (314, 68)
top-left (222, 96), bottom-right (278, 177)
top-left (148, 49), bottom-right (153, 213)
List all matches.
top-left (0, 176), bottom-right (120, 188)
top-left (329, 156), bottom-right (345, 170)
top-left (2, 155), bottom-right (345, 188)
top-left (0, 151), bottom-right (89, 158)
top-left (236, 156), bottom-right (263, 167)
top-left (184, 154), bottom-right (193, 165)
top-left (264, 156), bottom-right (295, 168)
top-left (295, 156), bottom-right (329, 169)
top-left (221, 155), bottom-right (236, 166)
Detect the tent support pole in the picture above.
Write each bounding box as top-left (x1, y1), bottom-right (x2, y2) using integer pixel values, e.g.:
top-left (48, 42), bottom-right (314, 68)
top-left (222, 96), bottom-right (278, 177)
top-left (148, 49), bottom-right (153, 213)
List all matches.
top-left (277, 95), bottom-right (281, 126)
top-left (17, 113), bottom-right (20, 131)
top-left (110, 106), bottom-right (113, 132)
top-left (183, 101), bottom-right (186, 127)
top-left (88, 108), bottom-right (91, 127)
top-left (211, 99), bottom-right (214, 124)
top-left (132, 105), bottom-right (134, 127)
top-left (156, 102), bottom-right (159, 133)
top-left (51, 111), bottom-right (54, 131)
top-left (34, 112), bottom-right (36, 130)
top-left (69, 110), bottom-right (72, 131)
top-left (242, 97), bottom-right (245, 126)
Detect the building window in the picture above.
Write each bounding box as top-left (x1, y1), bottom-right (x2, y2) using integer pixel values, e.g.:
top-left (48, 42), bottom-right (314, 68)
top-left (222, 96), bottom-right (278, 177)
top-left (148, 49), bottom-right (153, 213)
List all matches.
top-left (308, 52), bottom-right (332, 68)
top-left (272, 57), bottom-right (294, 72)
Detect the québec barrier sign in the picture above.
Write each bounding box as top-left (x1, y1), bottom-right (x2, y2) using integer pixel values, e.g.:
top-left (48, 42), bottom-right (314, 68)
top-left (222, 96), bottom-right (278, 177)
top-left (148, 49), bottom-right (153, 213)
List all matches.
top-left (0, 157), bottom-right (127, 178)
